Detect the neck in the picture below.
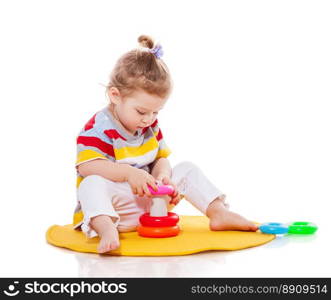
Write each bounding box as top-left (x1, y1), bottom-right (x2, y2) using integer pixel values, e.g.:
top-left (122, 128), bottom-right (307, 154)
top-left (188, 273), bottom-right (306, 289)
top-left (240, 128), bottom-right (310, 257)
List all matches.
top-left (108, 103), bottom-right (136, 136)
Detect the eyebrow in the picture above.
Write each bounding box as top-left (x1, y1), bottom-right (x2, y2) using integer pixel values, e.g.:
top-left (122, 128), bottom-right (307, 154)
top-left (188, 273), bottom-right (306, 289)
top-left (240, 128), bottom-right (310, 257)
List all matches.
top-left (136, 106), bottom-right (163, 112)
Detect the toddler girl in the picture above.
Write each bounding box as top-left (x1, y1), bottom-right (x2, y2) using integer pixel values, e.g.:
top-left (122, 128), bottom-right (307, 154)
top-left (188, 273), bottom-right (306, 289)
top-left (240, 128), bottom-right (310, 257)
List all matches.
top-left (73, 35), bottom-right (258, 253)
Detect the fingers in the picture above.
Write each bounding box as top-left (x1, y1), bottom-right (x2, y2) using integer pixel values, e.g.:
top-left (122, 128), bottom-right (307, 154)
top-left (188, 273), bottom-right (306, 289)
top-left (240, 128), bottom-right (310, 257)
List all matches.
top-left (162, 177), bottom-right (170, 185)
top-left (156, 175), bottom-right (172, 186)
top-left (171, 186), bottom-right (178, 197)
top-left (148, 178), bottom-right (158, 192)
top-left (131, 175), bottom-right (176, 198)
top-left (170, 196), bottom-right (181, 205)
top-left (136, 186), bottom-right (144, 197)
top-left (160, 177), bottom-right (176, 192)
top-left (169, 189), bottom-right (181, 205)
top-left (172, 189), bottom-right (178, 197)
top-left (142, 184), bottom-right (152, 197)
top-left (175, 195), bottom-right (182, 205)
top-left (131, 186), bottom-right (137, 195)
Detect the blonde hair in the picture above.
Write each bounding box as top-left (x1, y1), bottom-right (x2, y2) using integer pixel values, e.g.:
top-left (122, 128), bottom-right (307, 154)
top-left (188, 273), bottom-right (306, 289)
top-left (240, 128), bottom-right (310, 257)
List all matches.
top-left (107, 35), bottom-right (172, 99)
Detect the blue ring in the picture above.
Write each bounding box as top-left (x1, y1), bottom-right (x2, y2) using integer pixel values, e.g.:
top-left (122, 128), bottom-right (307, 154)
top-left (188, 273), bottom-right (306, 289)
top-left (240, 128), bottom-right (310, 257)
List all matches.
top-left (259, 222), bottom-right (289, 234)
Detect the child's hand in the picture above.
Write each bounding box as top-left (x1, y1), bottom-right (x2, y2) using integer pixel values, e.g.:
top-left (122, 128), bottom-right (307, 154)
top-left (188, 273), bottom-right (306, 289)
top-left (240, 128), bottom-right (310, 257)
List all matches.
top-left (156, 174), bottom-right (182, 205)
top-left (127, 168), bottom-right (158, 197)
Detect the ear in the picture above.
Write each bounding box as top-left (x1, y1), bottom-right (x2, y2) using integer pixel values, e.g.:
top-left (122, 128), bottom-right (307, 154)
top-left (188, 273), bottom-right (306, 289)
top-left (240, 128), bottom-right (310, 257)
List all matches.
top-left (108, 87), bottom-right (122, 105)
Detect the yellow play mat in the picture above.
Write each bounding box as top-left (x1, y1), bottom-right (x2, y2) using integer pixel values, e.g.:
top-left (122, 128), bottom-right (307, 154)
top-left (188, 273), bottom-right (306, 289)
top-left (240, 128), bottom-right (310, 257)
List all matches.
top-left (46, 215), bottom-right (274, 256)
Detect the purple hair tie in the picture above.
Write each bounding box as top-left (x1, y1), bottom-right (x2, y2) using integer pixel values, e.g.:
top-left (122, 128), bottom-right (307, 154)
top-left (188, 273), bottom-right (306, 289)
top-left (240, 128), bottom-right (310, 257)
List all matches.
top-left (149, 44), bottom-right (163, 59)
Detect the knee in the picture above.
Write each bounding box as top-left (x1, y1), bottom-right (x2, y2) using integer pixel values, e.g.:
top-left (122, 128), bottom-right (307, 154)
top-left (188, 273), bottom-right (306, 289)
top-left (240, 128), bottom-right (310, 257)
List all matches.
top-left (78, 175), bottom-right (111, 201)
top-left (173, 161), bottom-right (200, 175)
top-left (79, 175), bottom-right (107, 189)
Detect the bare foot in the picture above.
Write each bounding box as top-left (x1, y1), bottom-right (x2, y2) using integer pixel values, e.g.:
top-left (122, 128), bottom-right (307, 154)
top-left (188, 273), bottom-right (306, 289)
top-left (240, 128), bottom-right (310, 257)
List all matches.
top-left (98, 228), bottom-right (120, 254)
top-left (207, 198), bottom-right (258, 232)
top-left (90, 215), bottom-right (120, 253)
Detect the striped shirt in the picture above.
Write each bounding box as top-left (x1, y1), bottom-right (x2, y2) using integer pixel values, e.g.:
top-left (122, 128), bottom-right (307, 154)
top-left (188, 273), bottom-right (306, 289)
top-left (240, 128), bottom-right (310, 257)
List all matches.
top-left (73, 106), bottom-right (171, 227)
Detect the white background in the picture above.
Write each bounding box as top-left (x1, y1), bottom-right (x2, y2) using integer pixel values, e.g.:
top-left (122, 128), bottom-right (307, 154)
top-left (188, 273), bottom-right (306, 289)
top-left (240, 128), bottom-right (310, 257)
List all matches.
top-left (0, 0), bottom-right (330, 277)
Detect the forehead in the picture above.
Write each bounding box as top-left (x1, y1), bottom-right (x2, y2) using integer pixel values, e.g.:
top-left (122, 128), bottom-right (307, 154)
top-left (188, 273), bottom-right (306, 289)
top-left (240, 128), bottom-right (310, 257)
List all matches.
top-left (125, 90), bottom-right (167, 110)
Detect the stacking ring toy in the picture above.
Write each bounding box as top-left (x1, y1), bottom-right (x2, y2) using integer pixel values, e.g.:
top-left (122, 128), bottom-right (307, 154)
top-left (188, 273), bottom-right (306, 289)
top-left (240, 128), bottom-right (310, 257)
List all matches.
top-left (139, 212), bottom-right (179, 227)
top-left (259, 222), bottom-right (289, 234)
top-left (288, 222), bottom-right (318, 234)
top-left (137, 225), bottom-right (180, 238)
top-left (138, 184), bottom-right (180, 238)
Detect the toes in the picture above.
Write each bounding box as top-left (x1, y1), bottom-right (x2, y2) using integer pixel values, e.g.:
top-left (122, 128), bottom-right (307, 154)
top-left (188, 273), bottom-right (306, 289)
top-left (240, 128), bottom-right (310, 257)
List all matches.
top-left (109, 241), bottom-right (120, 250)
top-left (244, 221), bottom-right (258, 231)
top-left (98, 242), bottom-right (110, 253)
top-left (98, 245), bottom-right (109, 254)
top-left (98, 240), bottom-right (120, 253)
top-left (242, 222), bottom-right (258, 232)
top-left (250, 224), bottom-right (259, 231)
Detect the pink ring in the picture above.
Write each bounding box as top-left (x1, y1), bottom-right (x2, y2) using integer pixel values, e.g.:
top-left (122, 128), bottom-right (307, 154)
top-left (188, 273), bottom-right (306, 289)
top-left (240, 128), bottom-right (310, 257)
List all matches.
top-left (148, 184), bottom-right (174, 195)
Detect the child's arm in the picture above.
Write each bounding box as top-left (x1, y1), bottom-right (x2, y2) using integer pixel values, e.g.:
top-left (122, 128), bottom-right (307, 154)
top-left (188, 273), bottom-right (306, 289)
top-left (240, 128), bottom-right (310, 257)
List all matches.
top-left (78, 159), bottom-right (158, 196)
top-left (150, 157), bottom-right (172, 180)
top-left (78, 159), bottom-right (133, 182)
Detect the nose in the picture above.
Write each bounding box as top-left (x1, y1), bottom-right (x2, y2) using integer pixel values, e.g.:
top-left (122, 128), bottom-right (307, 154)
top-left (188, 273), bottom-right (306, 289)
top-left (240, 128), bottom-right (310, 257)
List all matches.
top-left (142, 114), bottom-right (154, 125)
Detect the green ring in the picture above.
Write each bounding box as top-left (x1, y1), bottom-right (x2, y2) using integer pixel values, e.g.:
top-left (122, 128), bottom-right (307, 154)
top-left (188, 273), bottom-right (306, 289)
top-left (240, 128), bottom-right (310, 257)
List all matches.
top-left (288, 222), bottom-right (318, 234)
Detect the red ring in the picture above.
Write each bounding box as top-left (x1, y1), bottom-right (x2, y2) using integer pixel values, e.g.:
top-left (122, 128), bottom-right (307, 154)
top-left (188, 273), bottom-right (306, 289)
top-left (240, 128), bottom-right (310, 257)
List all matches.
top-left (137, 225), bottom-right (180, 238)
top-left (139, 212), bottom-right (179, 227)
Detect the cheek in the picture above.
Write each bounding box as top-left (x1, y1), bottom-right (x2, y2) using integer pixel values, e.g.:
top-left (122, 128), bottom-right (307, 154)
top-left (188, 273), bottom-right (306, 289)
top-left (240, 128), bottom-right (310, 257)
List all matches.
top-left (128, 111), bottom-right (140, 123)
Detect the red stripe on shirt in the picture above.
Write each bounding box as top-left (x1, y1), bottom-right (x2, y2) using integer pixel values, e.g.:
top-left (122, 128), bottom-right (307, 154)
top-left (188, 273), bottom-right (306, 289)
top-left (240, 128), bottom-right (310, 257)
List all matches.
top-left (104, 129), bottom-right (127, 141)
top-left (77, 136), bottom-right (115, 157)
top-left (141, 127), bottom-right (149, 134)
top-left (156, 128), bottom-right (163, 141)
top-left (151, 119), bottom-right (158, 128)
top-left (84, 114), bottom-right (97, 131)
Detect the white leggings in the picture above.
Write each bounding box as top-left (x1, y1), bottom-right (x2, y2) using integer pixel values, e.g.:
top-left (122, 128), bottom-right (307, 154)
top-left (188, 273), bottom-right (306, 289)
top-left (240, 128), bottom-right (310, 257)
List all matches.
top-left (77, 161), bottom-right (224, 238)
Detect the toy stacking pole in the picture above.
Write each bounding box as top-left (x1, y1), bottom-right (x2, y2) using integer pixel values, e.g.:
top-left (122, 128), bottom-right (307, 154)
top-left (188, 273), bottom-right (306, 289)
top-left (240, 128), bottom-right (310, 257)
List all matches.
top-left (150, 196), bottom-right (168, 217)
top-left (137, 184), bottom-right (180, 238)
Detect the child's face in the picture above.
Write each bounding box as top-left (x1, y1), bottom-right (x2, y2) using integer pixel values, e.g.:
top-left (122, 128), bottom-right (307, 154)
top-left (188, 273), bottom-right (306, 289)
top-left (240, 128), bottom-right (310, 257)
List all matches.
top-left (109, 88), bottom-right (168, 135)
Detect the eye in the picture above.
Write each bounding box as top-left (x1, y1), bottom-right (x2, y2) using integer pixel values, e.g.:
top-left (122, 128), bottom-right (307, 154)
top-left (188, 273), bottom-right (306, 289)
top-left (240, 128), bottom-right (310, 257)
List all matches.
top-left (136, 110), bottom-right (145, 115)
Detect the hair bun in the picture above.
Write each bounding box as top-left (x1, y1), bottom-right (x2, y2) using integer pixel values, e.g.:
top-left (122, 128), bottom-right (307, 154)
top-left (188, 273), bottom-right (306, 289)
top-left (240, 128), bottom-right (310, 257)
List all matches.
top-left (138, 35), bottom-right (154, 49)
